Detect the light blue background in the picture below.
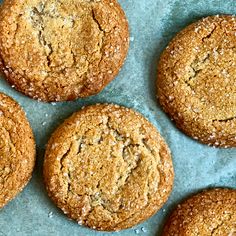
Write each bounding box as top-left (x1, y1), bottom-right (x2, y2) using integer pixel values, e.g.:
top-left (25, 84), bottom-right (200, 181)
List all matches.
top-left (0, 0), bottom-right (236, 235)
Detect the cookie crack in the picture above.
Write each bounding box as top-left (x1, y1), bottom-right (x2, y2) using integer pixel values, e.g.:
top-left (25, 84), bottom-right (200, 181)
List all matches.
top-left (100, 118), bottom-right (158, 218)
top-left (116, 153), bottom-right (142, 196)
top-left (80, 118), bottom-right (144, 217)
top-left (91, 9), bottom-right (105, 60)
top-left (12, 22), bottom-right (20, 46)
top-left (185, 53), bottom-right (210, 89)
top-left (74, 8), bottom-right (106, 90)
top-left (59, 143), bottom-right (73, 197)
top-left (90, 8), bottom-right (117, 68)
top-left (202, 25), bottom-right (217, 42)
top-left (30, 6), bottom-right (53, 67)
top-left (91, 9), bottom-right (105, 33)
top-left (212, 116), bottom-right (236, 123)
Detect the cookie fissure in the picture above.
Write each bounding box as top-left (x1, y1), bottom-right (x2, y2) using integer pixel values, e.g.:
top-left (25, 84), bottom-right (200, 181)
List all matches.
top-left (117, 153), bottom-right (141, 192)
top-left (105, 118), bottom-right (147, 197)
top-left (213, 116), bottom-right (236, 123)
top-left (57, 135), bottom-right (84, 196)
top-left (185, 50), bottom-right (211, 90)
top-left (186, 22), bottom-right (220, 86)
top-left (202, 24), bottom-right (217, 42)
top-left (91, 9), bottom-right (104, 34)
top-left (59, 142), bottom-right (73, 197)
top-left (184, 46), bottom-right (236, 123)
top-left (30, 6), bottom-right (54, 69)
top-left (77, 137), bottom-right (84, 155)
top-left (13, 22), bottom-right (20, 48)
top-left (59, 144), bottom-right (72, 172)
top-left (143, 139), bottom-right (157, 157)
top-left (90, 8), bottom-right (106, 76)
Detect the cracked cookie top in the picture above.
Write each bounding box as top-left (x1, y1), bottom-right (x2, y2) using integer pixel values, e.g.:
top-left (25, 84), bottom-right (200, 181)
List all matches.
top-left (43, 104), bottom-right (174, 231)
top-left (162, 188), bottom-right (236, 236)
top-left (157, 15), bottom-right (236, 147)
top-left (0, 0), bottom-right (129, 101)
top-left (0, 92), bottom-right (35, 208)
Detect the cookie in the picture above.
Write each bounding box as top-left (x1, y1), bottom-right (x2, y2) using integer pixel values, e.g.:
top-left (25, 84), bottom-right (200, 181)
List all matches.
top-left (157, 15), bottom-right (236, 147)
top-left (43, 104), bottom-right (174, 231)
top-left (0, 92), bottom-right (35, 208)
top-left (0, 0), bottom-right (129, 102)
top-left (162, 188), bottom-right (236, 236)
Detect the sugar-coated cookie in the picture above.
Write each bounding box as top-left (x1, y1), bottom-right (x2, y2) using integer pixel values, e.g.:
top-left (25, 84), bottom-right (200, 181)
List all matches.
top-left (157, 15), bottom-right (236, 147)
top-left (0, 0), bottom-right (129, 101)
top-left (44, 104), bottom-right (174, 231)
top-left (162, 188), bottom-right (236, 236)
top-left (0, 92), bottom-right (35, 208)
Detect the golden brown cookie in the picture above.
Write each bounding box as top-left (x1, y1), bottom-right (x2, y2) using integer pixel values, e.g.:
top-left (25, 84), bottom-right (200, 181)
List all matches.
top-left (0, 0), bottom-right (129, 102)
top-left (162, 188), bottom-right (236, 236)
top-left (43, 104), bottom-right (174, 231)
top-left (157, 15), bottom-right (236, 147)
top-left (0, 92), bottom-right (35, 208)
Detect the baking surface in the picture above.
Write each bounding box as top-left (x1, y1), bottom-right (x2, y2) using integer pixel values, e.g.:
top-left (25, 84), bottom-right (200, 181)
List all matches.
top-left (0, 0), bottom-right (235, 235)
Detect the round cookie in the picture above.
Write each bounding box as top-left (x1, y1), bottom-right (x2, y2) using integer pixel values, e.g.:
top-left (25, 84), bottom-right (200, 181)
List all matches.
top-left (0, 0), bottom-right (129, 102)
top-left (43, 104), bottom-right (174, 231)
top-left (0, 92), bottom-right (35, 208)
top-left (157, 15), bottom-right (236, 147)
top-left (162, 188), bottom-right (236, 236)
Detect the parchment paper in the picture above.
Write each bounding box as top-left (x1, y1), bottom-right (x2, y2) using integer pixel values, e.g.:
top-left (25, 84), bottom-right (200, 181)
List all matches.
top-left (0, 0), bottom-right (235, 235)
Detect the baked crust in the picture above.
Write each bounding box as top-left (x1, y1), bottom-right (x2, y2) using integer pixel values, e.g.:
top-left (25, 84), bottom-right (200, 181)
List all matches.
top-left (157, 15), bottom-right (236, 147)
top-left (162, 188), bottom-right (236, 236)
top-left (43, 104), bottom-right (174, 231)
top-left (0, 0), bottom-right (129, 101)
top-left (0, 92), bottom-right (35, 208)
